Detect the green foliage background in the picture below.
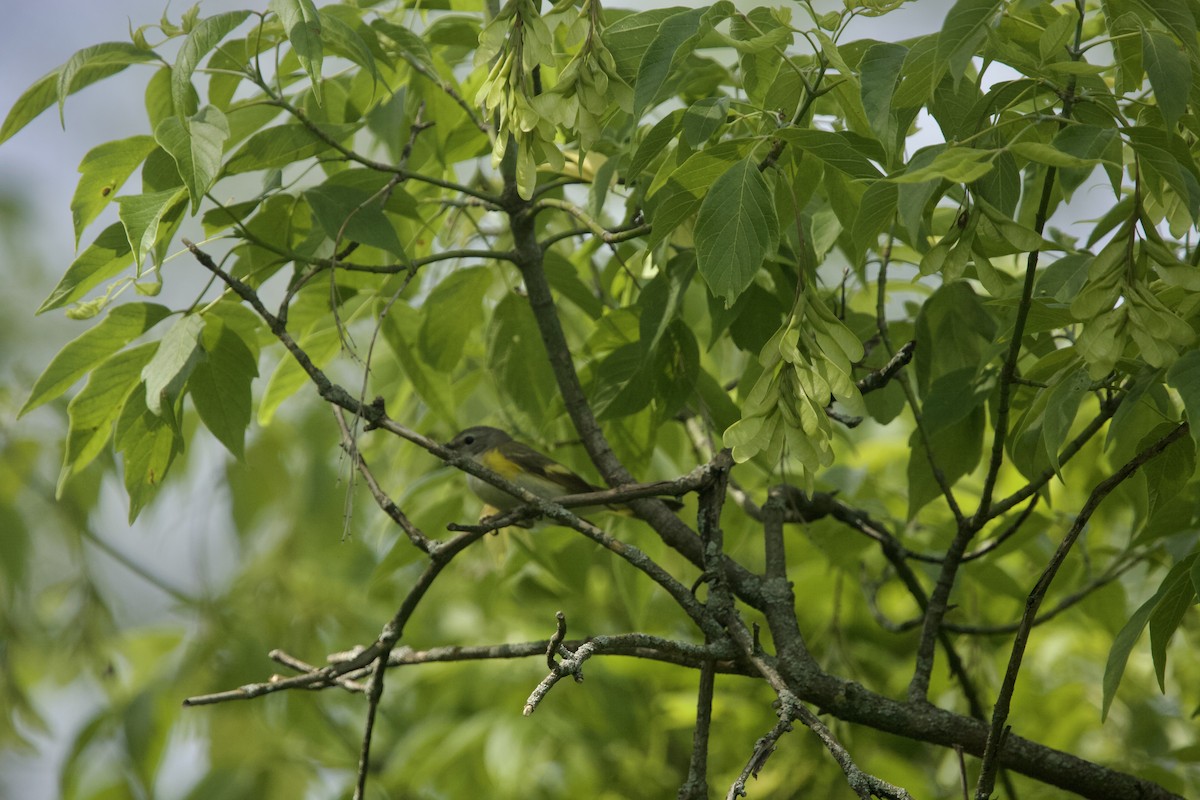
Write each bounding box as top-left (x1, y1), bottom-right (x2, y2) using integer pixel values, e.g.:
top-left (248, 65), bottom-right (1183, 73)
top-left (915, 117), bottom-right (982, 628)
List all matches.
top-left (3, 0), bottom-right (1200, 798)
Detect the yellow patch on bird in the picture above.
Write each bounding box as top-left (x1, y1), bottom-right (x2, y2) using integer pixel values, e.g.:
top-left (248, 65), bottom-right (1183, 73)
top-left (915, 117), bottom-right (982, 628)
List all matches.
top-left (480, 449), bottom-right (523, 480)
top-left (544, 463), bottom-right (575, 478)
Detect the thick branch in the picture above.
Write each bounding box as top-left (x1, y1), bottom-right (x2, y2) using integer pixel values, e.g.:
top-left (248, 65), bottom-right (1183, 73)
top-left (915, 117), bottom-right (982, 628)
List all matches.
top-left (505, 183), bottom-right (770, 609)
top-left (857, 339), bottom-right (916, 395)
top-left (720, 604), bottom-right (911, 800)
top-left (679, 657), bottom-right (716, 800)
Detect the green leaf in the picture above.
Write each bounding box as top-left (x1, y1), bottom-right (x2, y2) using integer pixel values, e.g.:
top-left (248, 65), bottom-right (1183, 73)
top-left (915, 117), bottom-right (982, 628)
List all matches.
top-left (489, 294), bottom-right (559, 425)
top-left (115, 386), bottom-right (183, 522)
top-left (629, 109), bottom-right (683, 181)
top-left (1038, 7), bottom-right (1077, 61)
top-left (976, 198), bottom-right (1057, 252)
top-left (893, 34), bottom-right (940, 109)
top-left (645, 139), bottom-right (751, 247)
top-left (141, 314), bottom-right (204, 416)
top-left (223, 122), bottom-right (361, 174)
top-left (907, 402), bottom-right (984, 518)
top-left (1141, 29), bottom-right (1191, 131)
top-left (921, 367), bottom-right (991, 437)
top-left (22, 303), bottom-right (171, 416)
top-left (896, 145), bottom-right (943, 244)
top-left (651, 320), bottom-right (700, 422)
top-left (639, 253), bottom-right (695, 356)
top-left (859, 42), bottom-right (908, 159)
top-left (1041, 365), bottom-right (1090, 479)
top-left (891, 146), bottom-right (996, 183)
top-left (319, 10), bottom-right (379, 84)
top-left (1053, 125), bottom-right (1120, 198)
top-left (1167, 350), bottom-right (1200, 457)
top-left (1142, 424), bottom-right (1196, 520)
top-left (304, 173), bottom-right (406, 258)
top-left (172, 11), bottom-right (252, 118)
top-left (1106, 9), bottom-right (1145, 93)
top-left (190, 320), bottom-right (259, 459)
top-left (38, 223), bottom-right (135, 314)
top-left (1009, 141), bottom-right (1101, 169)
top-left (732, 10), bottom-right (788, 105)
top-left (1132, 0), bottom-right (1199, 55)
top-left (0, 71), bottom-right (58, 144)
top-left (3, 43), bottom-right (154, 143)
top-left (695, 367), bottom-right (742, 432)
top-left (418, 267), bottom-right (493, 372)
top-left (775, 128), bottom-right (884, 179)
top-left (605, 7), bottom-right (688, 84)
top-left (381, 303), bottom-right (455, 427)
top-left (57, 42), bottom-right (161, 124)
top-left (1102, 590), bottom-right (1156, 720)
top-left (372, 20), bottom-right (435, 77)
top-left (937, 0), bottom-right (1002, 86)
top-left (57, 342), bottom-right (159, 496)
top-left (155, 106), bottom-right (229, 213)
top-left (271, 0), bottom-right (324, 105)
top-left (593, 343), bottom-right (654, 420)
top-left (914, 281), bottom-right (996, 392)
top-left (543, 251), bottom-right (603, 320)
top-left (695, 158), bottom-right (778, 304)
top-left (633, 8), bottom-right (705, 117)
top-left (259, 325), bottom-right (340, 426)
top-left (71, 136), bottom-right (158, 246)
top-left (681, 97), bottom-right (727, 148)
top-left (1149, 555), bottom-right (1198, 691)
top-left (117, 188), bottom-right (188, 266)
top-left (972, 150), bottom-right (1021, 216)
top-left (142, 145), bottom-right (185, 192)
top-left (1126, 127), bottom-right (1200, 220)
top-left (851, 181), bottom-right (898, 259)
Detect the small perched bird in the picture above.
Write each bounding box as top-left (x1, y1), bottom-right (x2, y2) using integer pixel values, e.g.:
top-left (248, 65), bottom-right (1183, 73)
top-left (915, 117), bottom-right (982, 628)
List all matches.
top-left (444, 426), bottom-right (681, 518)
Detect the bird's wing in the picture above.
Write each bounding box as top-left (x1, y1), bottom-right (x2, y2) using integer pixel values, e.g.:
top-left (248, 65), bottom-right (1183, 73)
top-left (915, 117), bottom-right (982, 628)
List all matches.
top-left (492, 441), bottom-right (601, 496)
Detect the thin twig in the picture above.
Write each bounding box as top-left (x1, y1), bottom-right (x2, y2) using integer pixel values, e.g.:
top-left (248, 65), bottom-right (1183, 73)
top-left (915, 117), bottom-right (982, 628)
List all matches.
top-left (726, 711), bottom-right (793, 799)
top-left (532, 197), bottom-right (651, 244)
top-left (260, 86), bottom-right (501, 205)
top-left (975, 421), bottom-right (1189, 798)
top-left (332, 407), bottom-right (435, 552)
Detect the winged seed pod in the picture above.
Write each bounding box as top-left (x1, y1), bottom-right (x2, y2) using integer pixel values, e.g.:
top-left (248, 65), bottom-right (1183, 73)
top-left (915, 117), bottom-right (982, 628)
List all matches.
top-left (723, 287), bottom-right (863, 483)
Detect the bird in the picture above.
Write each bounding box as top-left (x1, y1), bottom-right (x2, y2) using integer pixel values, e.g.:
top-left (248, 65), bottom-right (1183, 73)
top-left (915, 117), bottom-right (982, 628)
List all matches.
top-left (443, 426), bottom-right (681, 518)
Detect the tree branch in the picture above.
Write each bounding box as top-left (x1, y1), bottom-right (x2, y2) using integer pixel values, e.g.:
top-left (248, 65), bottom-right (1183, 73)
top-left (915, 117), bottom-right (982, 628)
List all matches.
top-left (679, 655), bottom-right (716, 800)
top-left (719, 603), bottom-right (912, 800)
top-left (332, 407), bottom-right (435, 553)
top-left (258, 84), bottom-right (501, 205)
top-left (974, 5), bottom-right (1083, 526)
top-left (986, 392), bottom-right (1121, 521)
top-left (974, 421), bottom-right (1190, 799)
top-left (857, 339), bottom-right (916, 395)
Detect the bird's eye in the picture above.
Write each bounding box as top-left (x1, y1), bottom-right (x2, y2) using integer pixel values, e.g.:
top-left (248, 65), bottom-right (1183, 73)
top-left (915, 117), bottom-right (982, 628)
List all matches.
top-left (463, 435), bottom-right (475, 445)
